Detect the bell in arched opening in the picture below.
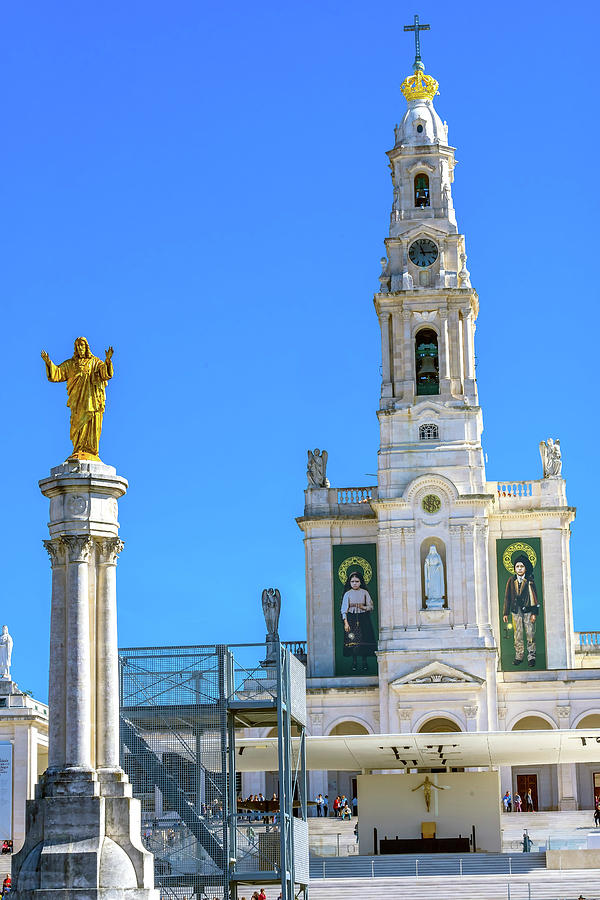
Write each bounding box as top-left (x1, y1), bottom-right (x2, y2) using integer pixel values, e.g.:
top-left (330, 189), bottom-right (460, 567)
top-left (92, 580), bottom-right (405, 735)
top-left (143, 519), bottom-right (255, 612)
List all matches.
top-left (415, 328), bottom-right (439, 395)
top-left (414, 173), bottom-right (430, 208)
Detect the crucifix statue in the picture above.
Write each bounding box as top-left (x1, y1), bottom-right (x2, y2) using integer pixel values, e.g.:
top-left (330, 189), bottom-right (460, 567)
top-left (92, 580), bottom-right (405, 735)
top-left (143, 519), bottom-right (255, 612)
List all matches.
top-left (411, 775), bottom-right (450, 812)
top-left (403, 14), bottom-right (431, 72)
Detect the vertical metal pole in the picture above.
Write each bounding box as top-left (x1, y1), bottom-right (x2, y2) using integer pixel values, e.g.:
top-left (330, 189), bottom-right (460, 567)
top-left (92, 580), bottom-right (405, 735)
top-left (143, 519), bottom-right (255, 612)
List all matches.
top-left (227, 651), bottom-right (238, 900)
top-left (336, 833), bottom-right (340, 856)
top-left (415, 859), bottom-right (419, 879)
top-left (217, 645), bottom-right (229, 900)
top-left (370, 859), bottom-right (374, 878)
top-left (507, 884), bottom-right (511, 900)
top-left (459, 858), bottom-right (462, 876)
top-left (508, 856), bottom-right (512, 875)
top-left (527, 883), bottom-right (531, 900)
top-left (277, 642), bottom-right (293, 900)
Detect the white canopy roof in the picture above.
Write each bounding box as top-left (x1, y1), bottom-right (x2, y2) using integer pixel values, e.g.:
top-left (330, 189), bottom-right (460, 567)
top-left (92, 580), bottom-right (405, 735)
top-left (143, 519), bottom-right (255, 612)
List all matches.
top-left (236, 729), bottom-right (600, 772)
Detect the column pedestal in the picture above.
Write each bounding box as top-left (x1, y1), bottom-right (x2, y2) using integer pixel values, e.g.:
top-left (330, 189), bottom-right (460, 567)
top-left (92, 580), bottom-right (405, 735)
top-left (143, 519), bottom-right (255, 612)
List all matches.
top-left (12, 460), bottom-right (158, 900)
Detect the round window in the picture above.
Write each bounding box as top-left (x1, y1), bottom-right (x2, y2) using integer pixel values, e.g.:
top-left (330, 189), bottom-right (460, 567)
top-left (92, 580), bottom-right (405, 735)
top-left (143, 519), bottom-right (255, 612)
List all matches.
top-left (416, 124), bottom-right (424, 133)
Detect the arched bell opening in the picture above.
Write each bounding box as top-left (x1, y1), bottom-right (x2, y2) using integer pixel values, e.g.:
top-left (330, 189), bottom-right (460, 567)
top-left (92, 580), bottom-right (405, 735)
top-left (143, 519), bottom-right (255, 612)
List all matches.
top-left (414, 173), bottom-right (430, 208)
top-left (415, 328), bottom-right (439, 395)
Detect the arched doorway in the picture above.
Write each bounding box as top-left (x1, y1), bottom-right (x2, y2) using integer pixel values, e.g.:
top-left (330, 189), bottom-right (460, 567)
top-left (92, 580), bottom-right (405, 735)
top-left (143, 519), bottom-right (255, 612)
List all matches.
top-left (328, 721), bottom-right (370, 815)
top-left (418, 717), bottom-right (461, 733)
top-left (576, 714), bottom-right (600, 808)
top-left (511, 715), bottom-right (557, 810)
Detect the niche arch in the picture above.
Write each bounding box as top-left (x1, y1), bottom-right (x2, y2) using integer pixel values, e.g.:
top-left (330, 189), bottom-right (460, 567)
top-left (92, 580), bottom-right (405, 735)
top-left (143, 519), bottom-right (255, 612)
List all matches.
top-left (420, 537), bottom-right (447, 610)
top-left (509, 712), bottom-right (557, 731)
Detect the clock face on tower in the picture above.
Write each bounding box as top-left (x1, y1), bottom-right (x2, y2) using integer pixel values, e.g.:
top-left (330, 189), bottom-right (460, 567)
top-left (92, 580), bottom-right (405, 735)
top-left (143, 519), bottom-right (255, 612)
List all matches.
top-left (409, 238), bottom-right (438, 268)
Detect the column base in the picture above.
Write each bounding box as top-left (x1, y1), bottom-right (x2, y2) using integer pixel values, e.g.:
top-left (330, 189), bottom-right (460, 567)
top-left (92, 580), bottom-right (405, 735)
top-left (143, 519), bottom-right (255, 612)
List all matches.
top-left (12, 769), bottom-right (157, 900)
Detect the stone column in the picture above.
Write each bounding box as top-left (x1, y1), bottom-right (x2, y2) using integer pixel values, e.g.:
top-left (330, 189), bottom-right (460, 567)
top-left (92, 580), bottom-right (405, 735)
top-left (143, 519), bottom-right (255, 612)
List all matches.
top-left (12, 459), bottom-right (158, 900)
top-left (401, 310), bottom-right (414, 403)
top-left (398, 708), bottom-right (413, 734)
top-left (63, 534), bottom-right (94, 771)
top-left (438, 310), bottom-right (451, 395)
top-left (96, 537), bottom-right (124, 772)
top-left (43, 538), bottom-right (67, 770)
top-left (464, 705), bottom-right (479, 733)
top-left (448, 307), bottom-right (462, 396)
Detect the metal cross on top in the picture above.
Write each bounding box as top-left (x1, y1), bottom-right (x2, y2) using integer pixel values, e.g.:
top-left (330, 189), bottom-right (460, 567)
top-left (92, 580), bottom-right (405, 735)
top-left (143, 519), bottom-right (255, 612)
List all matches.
top-left (404, 14), bottom-right (430, 68)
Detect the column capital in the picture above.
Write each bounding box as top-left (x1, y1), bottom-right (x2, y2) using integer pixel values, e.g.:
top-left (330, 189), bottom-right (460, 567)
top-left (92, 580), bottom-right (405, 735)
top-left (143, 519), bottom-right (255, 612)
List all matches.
top-left (463, 704), bottom-right (478, 719)
top-left (43, 538), bottom-right (66, 567)
top-left (96, 537), bottom-right (125, 565)
top-left (556, 705), bottom-right (571, 721)
top-left (398, 707), bottom-right (412, 720)
top-left (62, 534), bottom-right (93, 563)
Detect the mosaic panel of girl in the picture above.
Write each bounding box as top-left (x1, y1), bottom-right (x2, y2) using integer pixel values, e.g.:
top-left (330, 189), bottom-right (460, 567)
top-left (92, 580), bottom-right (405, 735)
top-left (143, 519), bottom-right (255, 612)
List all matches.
top-left (340, 568), bottom-right (376, 671)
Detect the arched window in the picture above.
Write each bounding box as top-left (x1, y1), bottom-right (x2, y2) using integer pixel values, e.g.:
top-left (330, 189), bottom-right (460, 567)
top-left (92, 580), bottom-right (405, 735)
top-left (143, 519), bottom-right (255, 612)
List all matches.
top-left (419, 423), bottom-right (439, 441)
top-left (414, 173), bottom-right (430, 208)
top-left (415, 328), bottom-right (439, 395)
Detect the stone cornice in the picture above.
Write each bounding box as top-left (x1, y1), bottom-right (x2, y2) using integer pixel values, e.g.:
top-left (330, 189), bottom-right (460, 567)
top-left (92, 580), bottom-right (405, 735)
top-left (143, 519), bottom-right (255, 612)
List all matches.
top-left (489, 507), bottom-right (576, 522)
top-left (307, 686), bottom-right (380, 696)
top-left (296, 516), bottom-right (377, 531)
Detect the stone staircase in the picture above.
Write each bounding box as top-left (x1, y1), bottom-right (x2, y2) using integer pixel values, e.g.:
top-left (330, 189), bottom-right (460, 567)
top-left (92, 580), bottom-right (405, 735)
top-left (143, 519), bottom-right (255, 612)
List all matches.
top-left (0, 855), bottom-right (11, 878)
top-left (501, 811), bottom-right (599, 851)
top-left (308, 875), bottom-right (600, 900)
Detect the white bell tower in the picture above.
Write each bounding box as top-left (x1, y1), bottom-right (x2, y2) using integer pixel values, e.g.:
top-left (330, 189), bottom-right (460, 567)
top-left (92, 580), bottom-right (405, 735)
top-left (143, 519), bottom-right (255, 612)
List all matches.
top-left (376, 21), bottom-right (484, 498)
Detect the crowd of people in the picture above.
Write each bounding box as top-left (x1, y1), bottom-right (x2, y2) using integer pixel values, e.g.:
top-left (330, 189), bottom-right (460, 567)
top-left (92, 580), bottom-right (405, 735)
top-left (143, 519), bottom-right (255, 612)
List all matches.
top-left (502, 789), bottom-right (535, 812)
top-left (314, 793), bottom-right (357, 818)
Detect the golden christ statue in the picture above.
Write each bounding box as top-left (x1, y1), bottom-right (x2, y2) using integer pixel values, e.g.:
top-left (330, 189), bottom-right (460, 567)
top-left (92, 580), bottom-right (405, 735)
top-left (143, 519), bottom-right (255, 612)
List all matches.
top-left (41, 337), bottom-right (114, 461)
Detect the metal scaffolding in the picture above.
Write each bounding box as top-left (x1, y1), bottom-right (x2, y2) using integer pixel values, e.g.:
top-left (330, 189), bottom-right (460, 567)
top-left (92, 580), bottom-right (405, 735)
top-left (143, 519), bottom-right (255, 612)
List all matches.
top-left (119, 642), bottom-right (308, 900)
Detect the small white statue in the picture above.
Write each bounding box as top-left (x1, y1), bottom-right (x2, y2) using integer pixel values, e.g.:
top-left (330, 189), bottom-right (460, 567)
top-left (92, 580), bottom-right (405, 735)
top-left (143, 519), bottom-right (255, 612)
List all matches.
top-left (0, 626), bottom-right (13, 679)
top-left (424, 545), bottom-right (445, 609)
top-left (539, 438), bottom-right (562, 478)
top-left (307, 448), bottom-right (329, 488)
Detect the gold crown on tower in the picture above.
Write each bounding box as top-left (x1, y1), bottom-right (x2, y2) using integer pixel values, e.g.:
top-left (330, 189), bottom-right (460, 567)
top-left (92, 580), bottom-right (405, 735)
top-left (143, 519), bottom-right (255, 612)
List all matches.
top-left (400, 66), bottom-right (439, 102)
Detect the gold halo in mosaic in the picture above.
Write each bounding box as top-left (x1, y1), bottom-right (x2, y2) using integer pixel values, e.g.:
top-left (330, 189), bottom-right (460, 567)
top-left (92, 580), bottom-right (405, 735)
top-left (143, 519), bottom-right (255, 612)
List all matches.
top-left (338, 556), bottom-right (373, 585)
top-left (502, 541), bottom-right (537, 573)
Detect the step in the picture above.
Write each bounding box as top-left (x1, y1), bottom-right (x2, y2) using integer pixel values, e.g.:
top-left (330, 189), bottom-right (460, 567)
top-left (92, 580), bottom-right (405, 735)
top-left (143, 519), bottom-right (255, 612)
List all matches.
top-left (309, 852), bottom-right (547, 879)
top-left (307, 873), bottom-right (600, 900)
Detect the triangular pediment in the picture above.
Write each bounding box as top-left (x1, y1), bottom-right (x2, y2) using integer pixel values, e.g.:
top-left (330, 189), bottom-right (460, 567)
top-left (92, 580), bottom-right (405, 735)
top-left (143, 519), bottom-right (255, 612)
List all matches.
top-left (401, 222), bottom-right (450, 241)
top-left (391, 661), bottom-right (484, 689)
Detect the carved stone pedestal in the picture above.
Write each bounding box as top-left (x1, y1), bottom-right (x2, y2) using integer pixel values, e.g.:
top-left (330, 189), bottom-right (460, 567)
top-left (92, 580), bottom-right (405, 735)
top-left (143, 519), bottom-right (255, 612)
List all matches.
top-left (12, 461), bottom-right (157, 900)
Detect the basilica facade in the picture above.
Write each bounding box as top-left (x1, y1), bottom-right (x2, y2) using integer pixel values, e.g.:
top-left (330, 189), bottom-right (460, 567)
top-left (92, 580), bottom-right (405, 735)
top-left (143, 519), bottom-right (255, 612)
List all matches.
top-left (297, 52), bottom-right (600, 812)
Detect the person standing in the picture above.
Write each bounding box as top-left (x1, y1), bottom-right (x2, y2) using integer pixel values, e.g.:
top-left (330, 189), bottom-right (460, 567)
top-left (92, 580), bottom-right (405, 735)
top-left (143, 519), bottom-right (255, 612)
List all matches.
top-left (503, 555), bottom-right (540, 667)
top-left (514, 792), bottom-right (522, 812)
top-left (315, 793), bottom-right (324, 817)
top-left (525, 788), bottom-right (534, 812)
top-left (594, 805), bottom-right (600, 827)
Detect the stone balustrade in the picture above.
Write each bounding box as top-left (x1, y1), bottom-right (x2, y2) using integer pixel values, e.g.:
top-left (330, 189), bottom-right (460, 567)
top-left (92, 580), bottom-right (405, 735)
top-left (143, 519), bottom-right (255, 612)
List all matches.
top-left (337, 486), bottom-right (376, 504)
top-left (576, 631), bottom-right (600, 651)
top-left (304, 486), bottom-right (377, 518)
top-left (489, 480), bottom-right (542, 511)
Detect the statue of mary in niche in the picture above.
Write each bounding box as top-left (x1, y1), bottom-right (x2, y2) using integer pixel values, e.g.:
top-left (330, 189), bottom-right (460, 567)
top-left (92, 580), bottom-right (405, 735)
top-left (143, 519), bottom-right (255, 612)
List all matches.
top-left (424, 545), bottom-right (445, 609)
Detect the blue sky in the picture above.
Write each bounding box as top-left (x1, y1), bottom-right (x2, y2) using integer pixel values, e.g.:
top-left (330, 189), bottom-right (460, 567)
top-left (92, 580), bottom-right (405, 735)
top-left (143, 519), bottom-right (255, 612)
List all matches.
top-left (1, 1), bottom-right (598, 700)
